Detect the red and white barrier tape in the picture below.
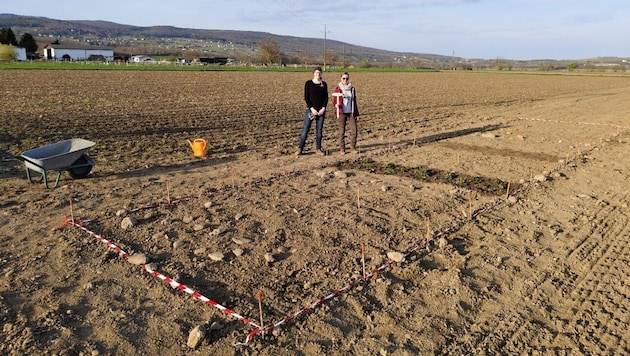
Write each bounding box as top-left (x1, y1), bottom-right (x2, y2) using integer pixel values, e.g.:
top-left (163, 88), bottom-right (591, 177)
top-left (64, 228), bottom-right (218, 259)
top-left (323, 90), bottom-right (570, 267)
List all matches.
top-left (243, 129), bottom-right (620, 343)
top-left (66, 218), bottom-right (260, 329)
top-left (68, 127), bottom-right (627, 345)
top-left (243, 198), bottom-right (503, 343)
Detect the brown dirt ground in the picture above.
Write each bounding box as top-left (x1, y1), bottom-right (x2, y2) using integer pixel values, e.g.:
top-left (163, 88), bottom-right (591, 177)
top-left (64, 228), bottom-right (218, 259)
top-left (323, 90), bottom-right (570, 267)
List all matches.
top-left (1, 70), bottom-right (630, 355)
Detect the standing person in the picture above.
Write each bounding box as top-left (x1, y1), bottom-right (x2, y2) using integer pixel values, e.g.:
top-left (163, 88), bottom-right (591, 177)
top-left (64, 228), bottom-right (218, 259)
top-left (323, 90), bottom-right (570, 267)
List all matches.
top-left (332, 72), bottom-right (360, 154)
top-left (296, 66), bottom-right (328, 156)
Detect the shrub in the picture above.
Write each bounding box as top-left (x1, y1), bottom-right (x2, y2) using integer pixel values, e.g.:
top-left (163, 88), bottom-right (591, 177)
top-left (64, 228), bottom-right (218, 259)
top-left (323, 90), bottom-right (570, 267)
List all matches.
top-left (0, 44), bottom-right (18, 62)
top-left (359, 59), bottom-right (371, 68)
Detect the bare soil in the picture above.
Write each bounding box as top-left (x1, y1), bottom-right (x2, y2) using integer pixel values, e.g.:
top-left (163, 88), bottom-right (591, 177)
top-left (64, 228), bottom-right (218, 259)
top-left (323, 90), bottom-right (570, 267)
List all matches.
top-left (1, 70), bottom-right (629, 355)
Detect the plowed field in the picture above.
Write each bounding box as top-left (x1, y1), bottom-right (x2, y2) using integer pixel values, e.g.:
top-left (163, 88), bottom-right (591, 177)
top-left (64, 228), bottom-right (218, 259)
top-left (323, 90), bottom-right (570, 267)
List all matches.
top-left (1, 70), bottom-right (629, 355)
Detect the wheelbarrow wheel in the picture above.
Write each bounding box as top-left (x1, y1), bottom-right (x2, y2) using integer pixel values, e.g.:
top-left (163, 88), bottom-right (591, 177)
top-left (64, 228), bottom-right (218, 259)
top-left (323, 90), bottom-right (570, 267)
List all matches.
top-left (68, 154), bottom-right (93, 179)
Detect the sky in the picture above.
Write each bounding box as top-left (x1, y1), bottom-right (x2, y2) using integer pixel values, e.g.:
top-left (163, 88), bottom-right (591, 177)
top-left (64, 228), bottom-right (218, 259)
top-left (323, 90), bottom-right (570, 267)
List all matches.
top-left (3, 0), bottom-right (629, 60)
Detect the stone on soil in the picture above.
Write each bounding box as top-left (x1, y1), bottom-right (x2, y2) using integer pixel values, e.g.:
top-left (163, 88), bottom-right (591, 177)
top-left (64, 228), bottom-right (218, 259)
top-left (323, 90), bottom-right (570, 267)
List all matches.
top-left (128, 253), bottom-right (148, 265)
top-left (120, 217), bottom-right (137, 230)
top-left (208, 252), bottom-right (224, 261)
top-left (187, 324), bottom-right (206, 348)
top-left (387, 251), bottom-right (405, 263)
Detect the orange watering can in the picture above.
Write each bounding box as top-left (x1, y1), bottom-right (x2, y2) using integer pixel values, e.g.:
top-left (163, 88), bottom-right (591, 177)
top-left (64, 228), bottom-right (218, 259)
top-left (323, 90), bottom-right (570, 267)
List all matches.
top-left (187, 138), bottom-right (207, 157)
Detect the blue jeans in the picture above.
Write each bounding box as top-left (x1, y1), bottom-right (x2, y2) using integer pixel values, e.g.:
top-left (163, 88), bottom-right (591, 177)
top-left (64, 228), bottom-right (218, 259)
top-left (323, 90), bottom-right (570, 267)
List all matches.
top-left (298, 108), bottom-right (325, 150)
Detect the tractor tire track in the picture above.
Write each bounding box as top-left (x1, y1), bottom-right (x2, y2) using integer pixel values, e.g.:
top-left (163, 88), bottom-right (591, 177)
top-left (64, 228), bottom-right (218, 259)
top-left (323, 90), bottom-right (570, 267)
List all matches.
top-left (445, 135), bottom-right (630, 354)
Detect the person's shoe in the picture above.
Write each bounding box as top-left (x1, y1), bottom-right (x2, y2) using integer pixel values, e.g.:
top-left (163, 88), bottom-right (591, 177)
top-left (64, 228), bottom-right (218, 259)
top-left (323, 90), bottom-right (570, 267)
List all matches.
top-left (316, 149), bottom-right (326, 156)
top-left (295, 148), bottom-right (303, 156)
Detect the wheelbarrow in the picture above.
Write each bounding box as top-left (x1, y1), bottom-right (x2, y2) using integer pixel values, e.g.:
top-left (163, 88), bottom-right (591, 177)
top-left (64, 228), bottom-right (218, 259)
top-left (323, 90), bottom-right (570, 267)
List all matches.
top-left (1, 138), bottom-right (96, 189)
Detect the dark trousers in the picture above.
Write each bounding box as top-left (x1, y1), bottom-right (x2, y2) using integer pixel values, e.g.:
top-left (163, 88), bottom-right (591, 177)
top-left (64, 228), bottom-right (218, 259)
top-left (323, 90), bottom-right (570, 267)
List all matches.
top-left (337, 113), bottom-right (357, 151)
top-left (298, 108), bottom-right (325, 150)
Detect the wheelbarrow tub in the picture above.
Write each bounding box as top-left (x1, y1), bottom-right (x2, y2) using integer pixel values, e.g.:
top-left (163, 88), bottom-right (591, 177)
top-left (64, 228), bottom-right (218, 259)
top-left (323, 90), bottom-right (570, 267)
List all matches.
top-left (21, 138), bottom-right (96, 171)
top-left (19, 138), bottom-right (96, 188)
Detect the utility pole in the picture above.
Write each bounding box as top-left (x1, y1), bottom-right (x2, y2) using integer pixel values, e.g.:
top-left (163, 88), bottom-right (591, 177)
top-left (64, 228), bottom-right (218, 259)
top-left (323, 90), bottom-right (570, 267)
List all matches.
top-left (322, 24), bottom-right (330, 71)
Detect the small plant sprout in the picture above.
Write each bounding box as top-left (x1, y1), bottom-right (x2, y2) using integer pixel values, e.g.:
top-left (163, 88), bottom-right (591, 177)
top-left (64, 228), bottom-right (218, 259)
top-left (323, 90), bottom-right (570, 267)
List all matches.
top-left (383, 163), bottom-right (396, 175)
top-left (443, 171), bottom-right (455, 181)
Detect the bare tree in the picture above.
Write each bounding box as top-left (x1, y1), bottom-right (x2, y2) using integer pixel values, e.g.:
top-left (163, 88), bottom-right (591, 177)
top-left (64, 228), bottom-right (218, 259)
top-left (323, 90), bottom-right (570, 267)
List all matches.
top-left (298, 49), bottom-right (314, 66)
top-left (181, 49), bottom-right (205, 62)
top-left (493, 57), bottom-right (506, 70)
top-left (258, 38), bottom-right (283, 65)
top-left (324, 51), bottom-right (340, 68)
top-left (410, 57), bottom-right (424, 69)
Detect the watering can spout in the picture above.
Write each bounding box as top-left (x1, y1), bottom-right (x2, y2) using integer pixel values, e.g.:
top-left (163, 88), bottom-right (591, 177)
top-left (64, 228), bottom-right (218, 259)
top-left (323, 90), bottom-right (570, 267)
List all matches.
top-left (188, 138), bottom-right (207, 157)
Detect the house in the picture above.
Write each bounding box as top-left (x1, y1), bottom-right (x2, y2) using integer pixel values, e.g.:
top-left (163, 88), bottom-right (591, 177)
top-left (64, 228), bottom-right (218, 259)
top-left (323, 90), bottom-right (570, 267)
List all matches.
top-left (42, 43), bottom-right (114, 61)
top-left (131, 55), bottom-right (156, 63)
top-left (198, 57), bottom-right (229, 65)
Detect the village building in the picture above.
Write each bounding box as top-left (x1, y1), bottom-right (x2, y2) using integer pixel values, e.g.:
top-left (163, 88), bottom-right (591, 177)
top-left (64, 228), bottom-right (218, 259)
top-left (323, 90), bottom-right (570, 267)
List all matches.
top-left (130, 55), bottom-right (156, 63)
top-left (42, 43), bottom-right (114, 61)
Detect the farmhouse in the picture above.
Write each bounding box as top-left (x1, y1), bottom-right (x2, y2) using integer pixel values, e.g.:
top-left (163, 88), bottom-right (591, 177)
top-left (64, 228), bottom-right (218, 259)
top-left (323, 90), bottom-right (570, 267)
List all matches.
top-left (197, 57), bottom-right (230, 65)
top-left (131, 55), bottom-right (156, 63)
top-left (42, 43), bottom-right (114, 61)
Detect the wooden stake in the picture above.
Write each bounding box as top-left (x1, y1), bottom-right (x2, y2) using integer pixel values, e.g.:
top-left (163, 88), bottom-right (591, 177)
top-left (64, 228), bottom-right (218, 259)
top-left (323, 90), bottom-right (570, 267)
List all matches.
top-left (505, 181), bottom-right (511, 200)
top-left (165, 180), bottom-right (171, 204)
top-left (356, 184), bottom-right (361, 210)
top-left (256, 290), bottom-right (264, 330)
top-left (361, 244), bottom-right (366, 280)
top-left (425, 217), bottom-right (431, 240)
top-left (69, 198), bottom-right (74, 224)
top-left (468, 192), bottom-right (473, 221)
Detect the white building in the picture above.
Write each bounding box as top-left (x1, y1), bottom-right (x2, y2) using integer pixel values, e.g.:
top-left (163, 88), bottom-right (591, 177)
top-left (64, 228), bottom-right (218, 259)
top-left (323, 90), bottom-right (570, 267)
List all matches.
top-left (131, 55), bottom-right (156, 63)
top-left (16, 47), bottom-right (26, 61)
top-left (43, 44), bottom-right (114, 61)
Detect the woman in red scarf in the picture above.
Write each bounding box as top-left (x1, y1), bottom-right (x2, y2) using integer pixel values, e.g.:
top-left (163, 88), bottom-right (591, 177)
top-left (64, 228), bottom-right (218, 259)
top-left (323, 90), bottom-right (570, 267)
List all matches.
top-left (332, 72), bottom-right (360, 154)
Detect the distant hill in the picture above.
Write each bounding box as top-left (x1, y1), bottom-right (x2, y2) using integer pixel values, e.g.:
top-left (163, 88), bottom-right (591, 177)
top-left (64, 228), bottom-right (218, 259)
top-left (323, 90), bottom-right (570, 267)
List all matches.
top-left (0, 13), bottom-right (454, 66)
top-left (3, 13), bottom-right (626, 70)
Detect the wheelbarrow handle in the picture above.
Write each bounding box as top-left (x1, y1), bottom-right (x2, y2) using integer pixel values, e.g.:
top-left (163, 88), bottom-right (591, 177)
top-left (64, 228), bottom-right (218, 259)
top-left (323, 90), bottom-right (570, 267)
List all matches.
top-left (0, 148), bottom-right (25, 162)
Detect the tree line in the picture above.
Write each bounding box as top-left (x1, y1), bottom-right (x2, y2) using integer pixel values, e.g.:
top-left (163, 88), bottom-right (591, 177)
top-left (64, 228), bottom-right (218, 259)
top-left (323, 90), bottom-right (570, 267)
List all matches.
top-left (0, 27), bottom-right (39, 61)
